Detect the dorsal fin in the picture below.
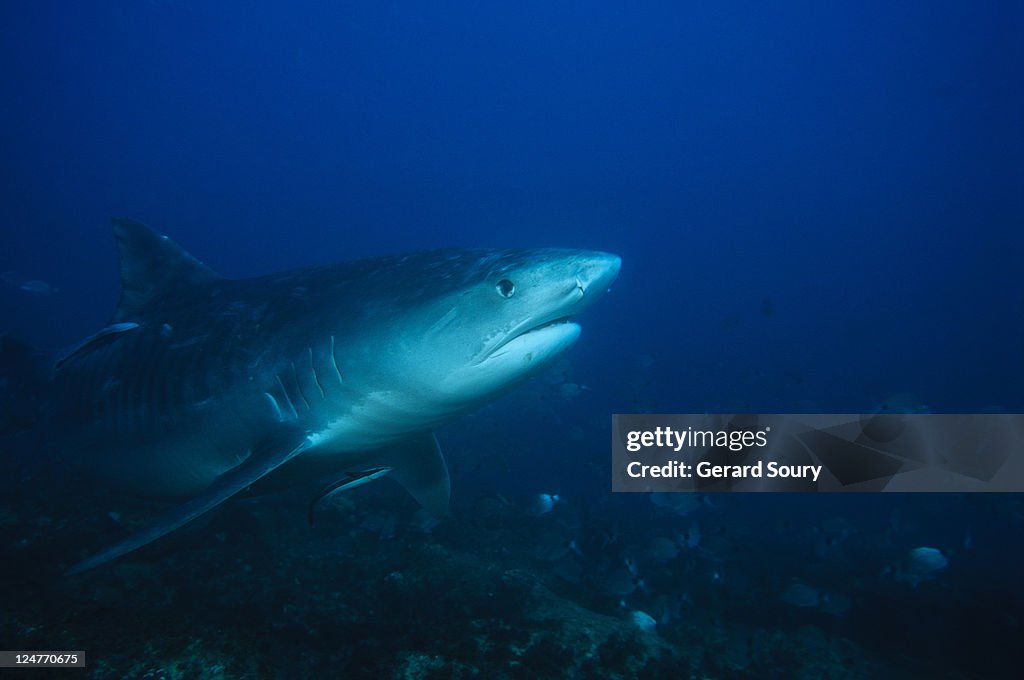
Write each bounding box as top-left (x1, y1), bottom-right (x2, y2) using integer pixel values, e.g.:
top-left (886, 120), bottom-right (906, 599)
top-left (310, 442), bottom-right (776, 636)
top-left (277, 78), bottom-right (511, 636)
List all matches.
top-left (111, 218), bottom-right (221, 322)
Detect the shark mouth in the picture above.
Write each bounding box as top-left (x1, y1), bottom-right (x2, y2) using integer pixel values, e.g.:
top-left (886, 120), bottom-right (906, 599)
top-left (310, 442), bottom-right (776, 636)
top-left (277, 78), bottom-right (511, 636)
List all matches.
top-left (482, 316), bottom-right (581, 363)
top-left (512, 315), bottom-right (575, 339)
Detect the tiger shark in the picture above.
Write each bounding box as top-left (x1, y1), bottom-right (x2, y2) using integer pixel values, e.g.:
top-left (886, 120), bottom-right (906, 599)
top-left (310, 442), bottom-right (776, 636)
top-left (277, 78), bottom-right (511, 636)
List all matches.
top-left (48, 219), bottom-right (619, 574)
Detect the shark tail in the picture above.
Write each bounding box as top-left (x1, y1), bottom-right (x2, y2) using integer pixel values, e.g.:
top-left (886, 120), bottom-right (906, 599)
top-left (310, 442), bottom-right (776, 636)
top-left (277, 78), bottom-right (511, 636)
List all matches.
top-left (0, 333), bottom-right (45, 438)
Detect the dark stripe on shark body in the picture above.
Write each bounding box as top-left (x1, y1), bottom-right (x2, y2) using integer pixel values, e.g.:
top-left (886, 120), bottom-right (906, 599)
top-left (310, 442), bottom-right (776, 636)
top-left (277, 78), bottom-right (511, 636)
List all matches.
top-left (101, 339), bottom-right (142, 435)
top-left (140, 332), bottom-right (172, 436)
top-left (111, 350), bottom-right (129, 438)
top-left (158, 345), bottom-right (179, 430)
top-left (120, 334), bottom-right (144, 437)
top-left (160, 341), bottom-right (189, 429)
top-left (69, 327), bottom-right (223, 439)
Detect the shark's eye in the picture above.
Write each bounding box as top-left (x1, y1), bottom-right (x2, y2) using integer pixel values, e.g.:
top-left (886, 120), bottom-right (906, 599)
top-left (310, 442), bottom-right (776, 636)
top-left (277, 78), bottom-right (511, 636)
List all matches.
top-left (495, 279), bottom-right (515, 298)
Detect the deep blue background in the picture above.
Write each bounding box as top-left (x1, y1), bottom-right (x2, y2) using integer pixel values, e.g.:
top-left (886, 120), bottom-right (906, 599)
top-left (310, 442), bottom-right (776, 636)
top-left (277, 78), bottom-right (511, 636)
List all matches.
top-left (1, 8), bottom-right (1022, 673)
top-left (2, 0), bottom-right (1022, 415)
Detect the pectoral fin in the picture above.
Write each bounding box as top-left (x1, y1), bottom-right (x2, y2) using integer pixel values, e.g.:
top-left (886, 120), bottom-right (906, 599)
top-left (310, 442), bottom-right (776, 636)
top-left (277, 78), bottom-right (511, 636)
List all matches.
top-left (379, 433), bottom-right (450, 519)
top-left (66, 429), bottom-right (311, 576)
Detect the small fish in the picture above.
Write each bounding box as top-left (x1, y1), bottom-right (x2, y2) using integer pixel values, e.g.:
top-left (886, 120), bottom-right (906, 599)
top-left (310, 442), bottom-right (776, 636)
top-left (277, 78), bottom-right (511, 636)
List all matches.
top-left (650, 592), bottom-right (688, 626)
top-left (558, 382), bottom-right (584, 399)
top-left (818, 592), bottom-right (851, 617)
top-left (409, 507), bottom-right (442, 534)
top-left (596, 567), bottom-right (638, 597)
top-left (531, 533), bottom-right (577, 562)
top-left (553, 557), bottom-right (585, 585)
top-left (780, 581), bottom-right (821, 608)
top-left (360, 512), bottom-right (398, 540)
top-left (307, 467), bottom-right (393, 526)
top-left (634, 353), bottom-right (655, 370)
top-left (893, 546), bottom-right (948, 587)
top-left (678, 522), bottom-right (701, 549)
top-left (1, 271), bottom-right (59, 294)
top-left (650, 492), bottom-right (708, 516)
top-left (645, 537), bottom-right (680, 562)
top-left (19, 280), bottom-right (58, 294)
top-left (908, 546), bottom-right (948, 573)
top-left (630, 610), bottom-right (658, 633)
top-left (526, 493), bottom-right (560, 517)
top-left (719, 314), bottom-right (742, 331)
top-left (873, 393), bottom-right (931, 414)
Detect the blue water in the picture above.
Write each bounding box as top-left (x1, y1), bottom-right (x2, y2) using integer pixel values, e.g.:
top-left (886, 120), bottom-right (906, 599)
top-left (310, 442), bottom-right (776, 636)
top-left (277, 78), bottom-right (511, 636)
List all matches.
top-left (1, 2), bottom-right (1021, 678)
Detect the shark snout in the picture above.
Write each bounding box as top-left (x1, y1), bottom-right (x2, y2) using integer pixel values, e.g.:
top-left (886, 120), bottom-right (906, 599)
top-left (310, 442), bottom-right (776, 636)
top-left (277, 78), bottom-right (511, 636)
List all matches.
top-left (574, 252), bottom-right (621, 297)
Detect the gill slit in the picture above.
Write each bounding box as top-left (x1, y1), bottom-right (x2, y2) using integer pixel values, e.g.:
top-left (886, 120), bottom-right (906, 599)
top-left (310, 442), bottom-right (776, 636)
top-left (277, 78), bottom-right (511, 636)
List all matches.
top-left (309, 347), bottom-right (326, 399)
top-left (290, 361), bottom-right (311, 410)
top-left (275, 374), bottom-right (299, 420)
top-left (329, 335), bottom-right (343, 383)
